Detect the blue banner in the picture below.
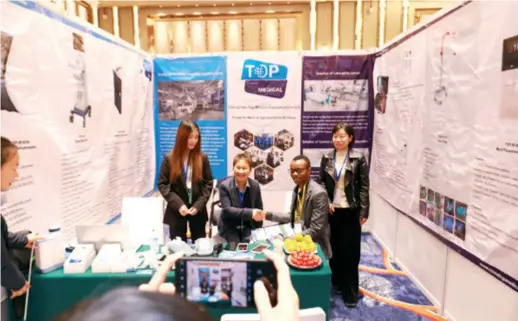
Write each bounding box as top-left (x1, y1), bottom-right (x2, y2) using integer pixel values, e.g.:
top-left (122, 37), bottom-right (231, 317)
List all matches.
top-left (153, 56), bottom-right (228, 184)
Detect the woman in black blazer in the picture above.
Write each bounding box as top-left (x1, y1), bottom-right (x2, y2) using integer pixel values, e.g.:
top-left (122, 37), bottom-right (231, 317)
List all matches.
top-left (158, 121), bottom-right (214, 242)
top-left (319, 122), bottom-right (369, 307)
top-left (218, 153), bottom-right (266, 243)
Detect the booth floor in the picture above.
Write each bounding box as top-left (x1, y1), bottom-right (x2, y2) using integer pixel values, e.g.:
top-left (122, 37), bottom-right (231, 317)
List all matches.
top-left (332, 233), bottom-right (446, 321)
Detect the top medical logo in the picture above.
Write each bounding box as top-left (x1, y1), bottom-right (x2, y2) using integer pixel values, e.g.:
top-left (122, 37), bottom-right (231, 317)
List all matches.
top-left (241, 59), bottom-right (288, 99)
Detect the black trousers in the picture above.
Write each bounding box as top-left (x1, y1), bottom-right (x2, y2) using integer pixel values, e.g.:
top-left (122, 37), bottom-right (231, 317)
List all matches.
top-left (169, 214), bottom-right (207, 242)
top-left (329, 207), bottom-right (361, 303)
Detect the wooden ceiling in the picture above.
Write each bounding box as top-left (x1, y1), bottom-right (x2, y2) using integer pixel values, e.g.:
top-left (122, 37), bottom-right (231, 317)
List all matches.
top-left (97, 0), bottom-right (313, 8)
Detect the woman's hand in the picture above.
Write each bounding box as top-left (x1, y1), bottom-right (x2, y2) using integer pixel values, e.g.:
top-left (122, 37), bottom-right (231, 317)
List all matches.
top-left (26, 233), bottom-right (44, 248)
top-left (360, 217), bottom-right (368, 226)
top-left (10, 281), bottom-right (30, 299)
top-left (254, 250), bottom-right (300, 321)
top-left (328, 203), bottom-right (335, 215)
top-left (188, 207), bottom-right (198, 216)
top-left (139, 252), bottom-right (183, 294)
top-left (179, 205), bottom-right (189, 216)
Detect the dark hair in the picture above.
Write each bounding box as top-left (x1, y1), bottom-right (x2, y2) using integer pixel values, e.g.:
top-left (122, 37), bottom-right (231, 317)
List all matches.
top-left (233, 153), bottom-right (252, 168)
top-left (170, 121), bottom-right (203, 182)
top-left (1, 136), bottom-right (17, 166)
top-left (292, 155), bottom-right (311, 168)
top-left (53, 287), bottom-right (214, 321)
top-left (332, 122), bottom-right (355, 147)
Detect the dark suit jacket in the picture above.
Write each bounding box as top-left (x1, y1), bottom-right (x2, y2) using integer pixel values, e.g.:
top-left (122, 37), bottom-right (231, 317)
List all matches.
top-left (218, 177), bottom-right (263, 243)
top-left (319, 148), bottom-right (370, 218)
top-left (157, 152), bottom-right (214, 226)
top-left (287, 180), bottom-right (332, 259)
top-left (1, 215), bottom-right (28, 291)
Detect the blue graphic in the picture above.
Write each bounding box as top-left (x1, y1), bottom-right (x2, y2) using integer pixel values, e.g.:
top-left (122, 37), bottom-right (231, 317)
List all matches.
top-left (153, 56), bottom-right (228, 185)
top-left (241, 59), bottom-right (288, 80)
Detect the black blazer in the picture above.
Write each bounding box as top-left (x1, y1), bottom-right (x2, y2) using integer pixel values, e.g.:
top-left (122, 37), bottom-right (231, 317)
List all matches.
top-left (319, 148), bottom-right (370, 218)
top-left (218, 177), bottom-right (263, 243)
top-left (1, 215), bottom-right (28, 291)
top-left (158, 152), bottom-right (214, 225)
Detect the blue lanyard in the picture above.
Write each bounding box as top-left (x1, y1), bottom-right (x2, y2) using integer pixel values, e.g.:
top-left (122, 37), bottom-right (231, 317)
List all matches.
top-left (238, 190), bottom-right (246, 208)
top-left (182, 162), bottom-right (189, 181)
top-left (334, 150), bottom-right (350, 181)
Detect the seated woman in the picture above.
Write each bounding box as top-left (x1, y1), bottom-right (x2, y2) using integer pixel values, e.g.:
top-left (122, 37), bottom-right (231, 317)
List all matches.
top-left (217, 154), bottom-right (266, 243)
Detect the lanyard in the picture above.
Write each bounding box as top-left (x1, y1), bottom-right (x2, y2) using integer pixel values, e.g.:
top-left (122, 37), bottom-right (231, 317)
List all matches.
top-left (182, 162), bottom-right (189, 181)
top-left (238, 190), bottom-right (246, 208)
top-left (334, 150), bottom-right (350, 181)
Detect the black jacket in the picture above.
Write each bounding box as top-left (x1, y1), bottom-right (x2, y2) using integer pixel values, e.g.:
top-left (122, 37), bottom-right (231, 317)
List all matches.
top-left (1, 215), bottom-right (28, 291)
top-left (218, 177), bottom-right (264, 243)
top-left (157, 152), bottom-right (214, 226)
top-left (319, 149), bottom-right (370, 218)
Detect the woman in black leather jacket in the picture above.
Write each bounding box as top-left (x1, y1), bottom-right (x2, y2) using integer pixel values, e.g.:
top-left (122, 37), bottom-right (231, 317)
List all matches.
top-left (319, 122), bottom-right (369, 307)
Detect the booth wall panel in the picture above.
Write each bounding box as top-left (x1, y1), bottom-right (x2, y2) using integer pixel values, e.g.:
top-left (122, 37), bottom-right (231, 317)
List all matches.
top-left (207, 20), bottom-right (225, 52)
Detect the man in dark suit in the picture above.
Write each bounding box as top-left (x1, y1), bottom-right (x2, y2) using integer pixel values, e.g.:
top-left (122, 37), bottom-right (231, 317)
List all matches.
top-left (218, 175), bottom-right (265, 244)
top-left (272, 155), bottom-right (332, 258)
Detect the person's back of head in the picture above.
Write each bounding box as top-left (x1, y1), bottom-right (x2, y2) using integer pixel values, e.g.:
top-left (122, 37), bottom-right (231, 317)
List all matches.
top-left (53, 287), bottom-right (214, 321)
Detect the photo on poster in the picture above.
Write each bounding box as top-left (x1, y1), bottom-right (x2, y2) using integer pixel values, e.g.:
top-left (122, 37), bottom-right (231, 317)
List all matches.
top-left (443, 214), bottom-right (454, 234)
top-left (500, 34), bottom-right (518, 120)
top-left (1, 31), bottom-right (17, 113)
top-left (158, 80), bottom-right (225, 121)
top-left (374, 76), bottom-right (389, 114)
top-left (69, 32), bottom-right (92, 128)
top-left (113, 67), bottom-right (123, 114)
top-left (454, 219), bottom-right (466, 241)
top-left (303, 79), bottom-right (368, 112)
top-left (454, 201), bottom-right (468, 222)
top-left (434, 209), bottom-right (443, 227)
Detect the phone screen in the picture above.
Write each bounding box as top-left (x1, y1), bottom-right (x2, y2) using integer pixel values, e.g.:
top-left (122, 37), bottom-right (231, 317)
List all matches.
top-left (176, 258), bottom-right (277, 308)
top-left (251, 244), bottom-right (269, 253)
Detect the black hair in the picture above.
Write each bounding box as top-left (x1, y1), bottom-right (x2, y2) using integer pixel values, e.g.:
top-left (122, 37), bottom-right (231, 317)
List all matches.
top-left (332, 122), bottom-right (355, 148)
top-left (292, 155), bottom-right (311, 168)
top-left (233, 153), bottom-right (252, 168)
top-left (53, 287), bottom-right (214, 321)
top-left (1, 136), bottom-right (17, 166)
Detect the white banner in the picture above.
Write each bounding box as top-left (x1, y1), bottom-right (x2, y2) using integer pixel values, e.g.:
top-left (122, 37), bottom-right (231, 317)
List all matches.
top-left (226, 52), bottom-right (302, 190)
top-left (371, 1), bottom-right (518, 290)
top-left (0, 2), bottom-right (155, 241)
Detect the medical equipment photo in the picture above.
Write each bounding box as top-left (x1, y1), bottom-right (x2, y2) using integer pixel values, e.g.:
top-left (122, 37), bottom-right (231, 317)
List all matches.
top-left (434, 31), bottom-right (456, 105)
top-left (1, 31), bottom-right (18, 113)
top-left (68, 33), bottom-right (92, 127)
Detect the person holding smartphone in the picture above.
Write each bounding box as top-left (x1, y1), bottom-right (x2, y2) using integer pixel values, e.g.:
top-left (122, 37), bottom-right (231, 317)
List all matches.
top-left (218, 153), bottom-right (266, 243)
top-left (319, 122), bottom-right (369, 307)
top-left (158, 121), bottom-right (214, 242)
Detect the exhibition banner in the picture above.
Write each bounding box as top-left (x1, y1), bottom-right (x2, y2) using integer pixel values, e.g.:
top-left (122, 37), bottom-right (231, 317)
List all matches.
top-left (301, 55), bottom-right (375, 179)
top-left (153, 56), bottom-right (227, 181)
top-left (370, 1), bottom-right (518, 291)
top-left (0, 1), bottom-right (156, 240)
top-left (226, 52), bottom-right (302, 190)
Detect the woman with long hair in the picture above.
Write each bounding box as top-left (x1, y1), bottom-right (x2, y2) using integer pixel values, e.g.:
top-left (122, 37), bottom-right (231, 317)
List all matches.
top-left (318, 122), bottom-right (369, 307)
top-left (1, 137), bottom-right (42, 318)
top-left (158, 121), bottom-right (214, 242)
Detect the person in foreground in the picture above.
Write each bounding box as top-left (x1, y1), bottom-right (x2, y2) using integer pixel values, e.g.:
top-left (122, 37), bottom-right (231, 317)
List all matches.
top-left (319, 122), bottom-right (369, 307)
top-left (158, 121), bottom-right (214, 242)
top-left (1, 137), bottom-right (43, 310)
top-left (218, 153), bottom-right (268, 243)
top-left (53, 250), bottom-right (300, 321)
top-left (285, 155), bottom-right (331, 259)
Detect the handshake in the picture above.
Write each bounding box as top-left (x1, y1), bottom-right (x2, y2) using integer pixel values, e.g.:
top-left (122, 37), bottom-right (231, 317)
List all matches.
top-left (252, 209), bottom-right (268, 222)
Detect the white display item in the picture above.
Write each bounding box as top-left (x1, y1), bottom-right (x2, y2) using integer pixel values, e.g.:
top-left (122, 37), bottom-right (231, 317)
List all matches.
top-left (35, 227), bottom-right (66, 274)
top-left (91, 244), bottom-right (122, 274)
top-left (63, 244), bottom-right (96, 274)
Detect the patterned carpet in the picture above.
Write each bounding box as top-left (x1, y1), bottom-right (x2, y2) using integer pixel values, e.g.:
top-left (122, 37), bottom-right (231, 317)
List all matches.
top-left (330, 234), bottom-right (447, 321)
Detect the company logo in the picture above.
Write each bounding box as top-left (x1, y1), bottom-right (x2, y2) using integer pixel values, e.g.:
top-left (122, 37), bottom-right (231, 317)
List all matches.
top-left (241, 59), bottom-right (288, 98)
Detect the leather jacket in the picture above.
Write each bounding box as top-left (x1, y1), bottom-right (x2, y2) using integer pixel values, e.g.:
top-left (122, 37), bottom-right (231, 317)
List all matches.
top-left (318, 149), bottom-right (370, 218)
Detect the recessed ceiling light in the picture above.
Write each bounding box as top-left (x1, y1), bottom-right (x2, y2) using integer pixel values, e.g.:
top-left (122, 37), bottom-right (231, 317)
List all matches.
top-left (229, 10), bottom-right (237, 14)
top-left (213, 4), bottom-right (216, 6)
top-left (195, 4), bottom-right (198, 7)
top-left (177, 4), bottom-right (180, 7)
top-left (159, 5), bottom-right (163, 8)
top-left (175, 12), bottom-right (183, 16)
top-left (211, 11), bottom-right (219, 15)
top-left (266, 10), bottom-right (275, 13)
top-left (193, 12), bottom-right (201, 15)
top-left (232, 3), bottom-right (235, 6)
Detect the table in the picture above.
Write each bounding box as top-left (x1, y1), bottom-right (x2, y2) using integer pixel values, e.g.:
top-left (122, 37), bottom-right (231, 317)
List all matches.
top-left (25, 245), bottom-right (331, 321)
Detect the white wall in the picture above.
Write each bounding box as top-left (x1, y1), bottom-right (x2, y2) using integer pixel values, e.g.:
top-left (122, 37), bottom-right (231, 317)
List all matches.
top-left (370, 192), bottom-right (518, 321)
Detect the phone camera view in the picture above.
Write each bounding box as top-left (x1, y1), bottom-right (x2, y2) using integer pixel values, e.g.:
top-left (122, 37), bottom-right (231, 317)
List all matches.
top-left (177, 259), bottom-right (277, 308)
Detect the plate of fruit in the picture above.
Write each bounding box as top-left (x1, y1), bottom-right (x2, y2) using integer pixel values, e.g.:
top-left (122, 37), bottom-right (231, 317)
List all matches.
top-left (283, 233), bottom-right (318, 254)
top-left (287, 250), bottom-right (323, 270)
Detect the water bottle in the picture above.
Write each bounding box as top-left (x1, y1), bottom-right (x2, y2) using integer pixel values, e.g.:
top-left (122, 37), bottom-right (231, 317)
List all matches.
top-left (148, 229), bottom-right (160, 268)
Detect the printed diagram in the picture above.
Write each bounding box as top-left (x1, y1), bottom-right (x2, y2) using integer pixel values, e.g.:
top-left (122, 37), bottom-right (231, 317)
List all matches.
top-left (1, 31), bottom-right (17, 113)
top-left (233, 129), bottom-right (294, 185)
top-left (434, 31), bottom-right (456, 105)
top-left (303, 79), bottom-right (368, 112)
top-left (69, 33), bottom-right (92, 127)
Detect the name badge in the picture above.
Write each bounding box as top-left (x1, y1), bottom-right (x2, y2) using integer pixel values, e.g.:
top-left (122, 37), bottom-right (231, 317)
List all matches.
top-left (294, 223), bottom-right (302, 234)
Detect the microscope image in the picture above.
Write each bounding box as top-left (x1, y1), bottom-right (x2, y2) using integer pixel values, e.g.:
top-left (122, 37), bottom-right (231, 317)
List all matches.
top-left (113, 67), bottom-right (122, 114)
top-left (1, 31), bottom-right (18, 113)
top-left (69, 33), bottom-right (92, 127)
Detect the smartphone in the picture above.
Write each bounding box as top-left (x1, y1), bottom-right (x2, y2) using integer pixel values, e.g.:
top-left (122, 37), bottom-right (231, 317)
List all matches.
top-left (237, 243), bottom-right (248, 252)
top-left (175, 257), bottom-right (277, 308)
top-left (251, 244), bottom-right (270, 254)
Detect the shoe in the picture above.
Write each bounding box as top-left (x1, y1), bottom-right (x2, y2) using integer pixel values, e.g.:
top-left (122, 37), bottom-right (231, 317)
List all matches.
top-left (345, 302), bottom-right (357, 308)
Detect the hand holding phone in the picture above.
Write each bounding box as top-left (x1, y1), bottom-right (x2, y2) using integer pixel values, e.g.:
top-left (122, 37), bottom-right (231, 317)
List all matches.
top-left (252, 244), bottom-right (270, 254)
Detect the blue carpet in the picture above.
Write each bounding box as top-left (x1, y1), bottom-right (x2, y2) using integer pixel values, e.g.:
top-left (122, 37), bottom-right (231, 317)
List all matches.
top-left (330, 233), bottom-right (446, 321)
